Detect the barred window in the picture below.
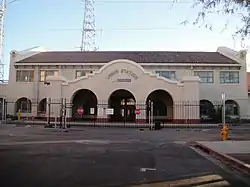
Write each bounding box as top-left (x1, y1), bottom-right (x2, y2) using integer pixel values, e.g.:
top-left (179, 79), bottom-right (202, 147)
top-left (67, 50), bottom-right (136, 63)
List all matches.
top-left (16, 98), bottom-right (31, 113)
top-left (194, 71), bottom-right (214, 83)
top-left (40, 70), bottom-right (59, 82)
top-left (220, 71), bottom-right (239, 84)
top-left (156, 71), bottom-right (176, 80)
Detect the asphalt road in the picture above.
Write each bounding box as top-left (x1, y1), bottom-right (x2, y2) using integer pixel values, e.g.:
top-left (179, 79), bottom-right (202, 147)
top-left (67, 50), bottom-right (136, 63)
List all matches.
top-left (0, 125), bottom-right (250, 187)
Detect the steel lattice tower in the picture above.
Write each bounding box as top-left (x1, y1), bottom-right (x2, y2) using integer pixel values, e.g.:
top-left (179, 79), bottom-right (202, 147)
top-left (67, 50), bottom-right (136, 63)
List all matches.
top-left (80, 0), bottom-right (97, 51)
top-left (0, 0), bottom-right (6, 82)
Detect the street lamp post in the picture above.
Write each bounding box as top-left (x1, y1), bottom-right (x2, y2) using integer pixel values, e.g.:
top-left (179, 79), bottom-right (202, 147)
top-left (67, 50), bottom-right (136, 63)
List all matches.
top-left (221, 92), bottom-right (226, 125)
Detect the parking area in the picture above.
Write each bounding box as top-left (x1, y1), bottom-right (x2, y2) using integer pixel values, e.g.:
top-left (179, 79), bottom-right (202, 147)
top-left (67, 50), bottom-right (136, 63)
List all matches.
top-left (0, 125), bottom-right (250, 187)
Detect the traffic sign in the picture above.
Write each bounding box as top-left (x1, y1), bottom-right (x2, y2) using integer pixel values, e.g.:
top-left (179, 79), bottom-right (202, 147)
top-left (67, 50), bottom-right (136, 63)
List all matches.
top-left (135, 109), bottom-right (140, 115)
top-left (77, 107), bottom-right (84, 115)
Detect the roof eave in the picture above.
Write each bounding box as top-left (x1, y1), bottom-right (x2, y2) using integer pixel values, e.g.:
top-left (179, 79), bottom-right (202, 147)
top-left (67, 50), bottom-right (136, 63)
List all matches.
top-left (14, 62), bottom-right (241, 67)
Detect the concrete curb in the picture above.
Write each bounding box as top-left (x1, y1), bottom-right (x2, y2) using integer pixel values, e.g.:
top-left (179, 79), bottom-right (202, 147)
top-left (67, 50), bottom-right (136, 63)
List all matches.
top-left (7, 121), bottom-right (221, 129)
top-left (195, 142), bottom-right (250, 176)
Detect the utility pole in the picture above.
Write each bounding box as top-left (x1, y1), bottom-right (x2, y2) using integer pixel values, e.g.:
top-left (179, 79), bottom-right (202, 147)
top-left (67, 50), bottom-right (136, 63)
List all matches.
top-left (80, 0), bottom-right (98, 51)
top-left (0, 0), bottom-right (6, 82)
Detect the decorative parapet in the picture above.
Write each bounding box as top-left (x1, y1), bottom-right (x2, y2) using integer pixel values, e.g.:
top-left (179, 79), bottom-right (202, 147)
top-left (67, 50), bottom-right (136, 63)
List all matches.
top-left (217, 46), bottom-right (246, 65)
top-left (239, 50), bottom-right (248, 58)
top-left (65, 59), bottom-right (185, 87)
top-left (11, 46), bottom-right (46, 63)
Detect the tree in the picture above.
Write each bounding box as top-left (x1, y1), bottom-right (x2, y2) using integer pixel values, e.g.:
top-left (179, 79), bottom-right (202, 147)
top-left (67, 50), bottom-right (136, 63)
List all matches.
top-left (179, 0), bottom-right (250, 45)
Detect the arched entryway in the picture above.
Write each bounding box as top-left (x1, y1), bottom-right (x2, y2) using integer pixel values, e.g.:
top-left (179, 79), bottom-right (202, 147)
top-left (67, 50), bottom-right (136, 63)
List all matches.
top-left (15, 97), bottom-right (31, 113)
top-left (108, 89), bottom-right (136, 122)
top-left (71, 89), bottom-right (98, 121)
top-left (200, 99), bottom-right (215, 122)
top-left (225, 100), bottom-right (239, 116)
top-left (146, 89), bottom-right (173, 123)
top-left (38, 98), bottom-right (47, 116)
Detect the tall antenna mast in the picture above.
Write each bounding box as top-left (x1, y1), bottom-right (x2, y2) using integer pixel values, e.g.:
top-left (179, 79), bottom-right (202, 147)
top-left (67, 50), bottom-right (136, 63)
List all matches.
top-left (0, 0), bottom-right (6, 82)
top-left (80, 0), bottom-right (97, 51)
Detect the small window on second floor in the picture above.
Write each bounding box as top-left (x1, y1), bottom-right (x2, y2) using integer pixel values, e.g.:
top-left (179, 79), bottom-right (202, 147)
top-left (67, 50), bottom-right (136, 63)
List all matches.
top-left (75, 70), bottom-right (93, 78)
top-left (194, 71), bottom-right (214, 83)
top-left (40, 70), bottom-right (59, 82)
top-left (155, 71), bottom-right (176, 80)
top-left (220, 71), bottom-right (239, 84)
top-left (16, 70), bottom-right (34, 82)
top-left (75, 70), bottom-right (86, 78)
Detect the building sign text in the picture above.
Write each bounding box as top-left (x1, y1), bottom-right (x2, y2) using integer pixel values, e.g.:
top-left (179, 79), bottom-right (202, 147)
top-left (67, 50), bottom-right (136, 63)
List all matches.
top-left (107, 69), bottom-right (138, 80)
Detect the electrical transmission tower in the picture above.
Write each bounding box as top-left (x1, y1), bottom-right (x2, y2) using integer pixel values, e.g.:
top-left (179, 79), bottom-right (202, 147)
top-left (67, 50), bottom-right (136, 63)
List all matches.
top-left (0, 0), bottom-right (6, 82)
top-left (80, 0), bottom-right (97, 51)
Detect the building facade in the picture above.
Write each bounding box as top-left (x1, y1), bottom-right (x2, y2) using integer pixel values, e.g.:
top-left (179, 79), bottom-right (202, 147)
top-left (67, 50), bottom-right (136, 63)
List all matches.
top-left (0, 46), bottom-right (248, 124)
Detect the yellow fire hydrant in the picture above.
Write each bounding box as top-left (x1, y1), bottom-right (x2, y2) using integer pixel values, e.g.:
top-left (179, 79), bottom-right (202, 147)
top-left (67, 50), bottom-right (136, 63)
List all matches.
top-left (221, 124), bottom-right (229, 141)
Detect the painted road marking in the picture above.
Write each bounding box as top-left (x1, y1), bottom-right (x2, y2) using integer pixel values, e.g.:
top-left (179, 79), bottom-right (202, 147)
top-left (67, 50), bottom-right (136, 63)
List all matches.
top-left (194, 180), bottom-right (230, 187)
top-left (244, 164), bottom-right (250, 168)
top-left (129, 174), bottom-right (226, 187)
top-left (75, 140), bottom-right (110, 144)
top-left (140, 168), bottom-right (156, 172)
top-left (173, 141), bottom-right (186, 145)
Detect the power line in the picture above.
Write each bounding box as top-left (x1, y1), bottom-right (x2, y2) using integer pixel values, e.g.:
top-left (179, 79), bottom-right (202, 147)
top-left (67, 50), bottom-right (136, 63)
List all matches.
top-left (8, 0), bottom-right (20, 4)
top-left (100, 27), bottom-right (192, 31)
top-left (95, 0), bottom-right (192, 4)
top-left (48, 26), bottom-right (197, 32)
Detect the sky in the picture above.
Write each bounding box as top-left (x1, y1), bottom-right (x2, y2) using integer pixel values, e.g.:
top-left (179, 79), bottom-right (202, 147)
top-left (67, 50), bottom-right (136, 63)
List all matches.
top-left (2, 0), bottom-right (249, 80)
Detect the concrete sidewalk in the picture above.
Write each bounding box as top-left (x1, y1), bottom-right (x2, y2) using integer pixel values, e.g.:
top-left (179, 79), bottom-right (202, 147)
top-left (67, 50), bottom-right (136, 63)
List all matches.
top-left (195, 141), bottom-right (250, 175)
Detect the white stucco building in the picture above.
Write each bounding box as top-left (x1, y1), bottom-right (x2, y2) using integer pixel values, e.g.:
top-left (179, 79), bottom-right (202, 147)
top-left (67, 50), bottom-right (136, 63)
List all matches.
top-left (0, 46), bottom-right (248, 124)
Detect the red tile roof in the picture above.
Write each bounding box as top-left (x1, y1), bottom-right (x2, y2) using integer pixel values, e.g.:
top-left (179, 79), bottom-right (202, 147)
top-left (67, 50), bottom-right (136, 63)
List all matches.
top-left (16, 51), bottom-right (238, 64)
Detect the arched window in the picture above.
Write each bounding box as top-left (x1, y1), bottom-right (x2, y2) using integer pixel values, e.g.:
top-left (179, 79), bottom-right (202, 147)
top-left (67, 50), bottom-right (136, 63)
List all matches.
top-left (15, 97), bottom-right (31, 113)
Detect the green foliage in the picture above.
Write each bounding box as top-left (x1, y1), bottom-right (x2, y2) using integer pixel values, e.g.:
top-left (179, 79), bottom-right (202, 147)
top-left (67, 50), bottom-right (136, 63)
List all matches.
top-left (179, 0), bottom-right (250, 43)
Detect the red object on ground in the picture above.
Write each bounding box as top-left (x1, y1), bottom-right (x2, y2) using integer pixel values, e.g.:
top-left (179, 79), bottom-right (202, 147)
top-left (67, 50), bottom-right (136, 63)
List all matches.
top-left (135, 109), bottom-right (140, 115)
top-left (77, 107), bottom-right (84, 115)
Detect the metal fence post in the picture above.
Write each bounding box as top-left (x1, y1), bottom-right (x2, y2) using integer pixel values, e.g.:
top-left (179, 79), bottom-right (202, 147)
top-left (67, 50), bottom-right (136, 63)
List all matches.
top-left (151, 101), bottom-right (153, 129)
top-left (4, 98), bottom-right (6, 124)
top-left (124, 102), bottom-right (127, 126)
top-left (59, 98), bottom-right (63, 128)
top-left (64, 98), bottom-right (67, 129)
top-left (1, 97), bottom-right (4, 123)
top-left (47, 98), bottom-right (51, 127)
top-left (148, 100), bottom-right (151, 126)
top-left (222, 92), bottom-right (226, 125)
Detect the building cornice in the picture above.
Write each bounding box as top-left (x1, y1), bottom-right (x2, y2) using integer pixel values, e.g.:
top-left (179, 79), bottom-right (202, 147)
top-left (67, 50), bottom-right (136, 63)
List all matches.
top-left (14, 62), bottom-right (241, 67)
